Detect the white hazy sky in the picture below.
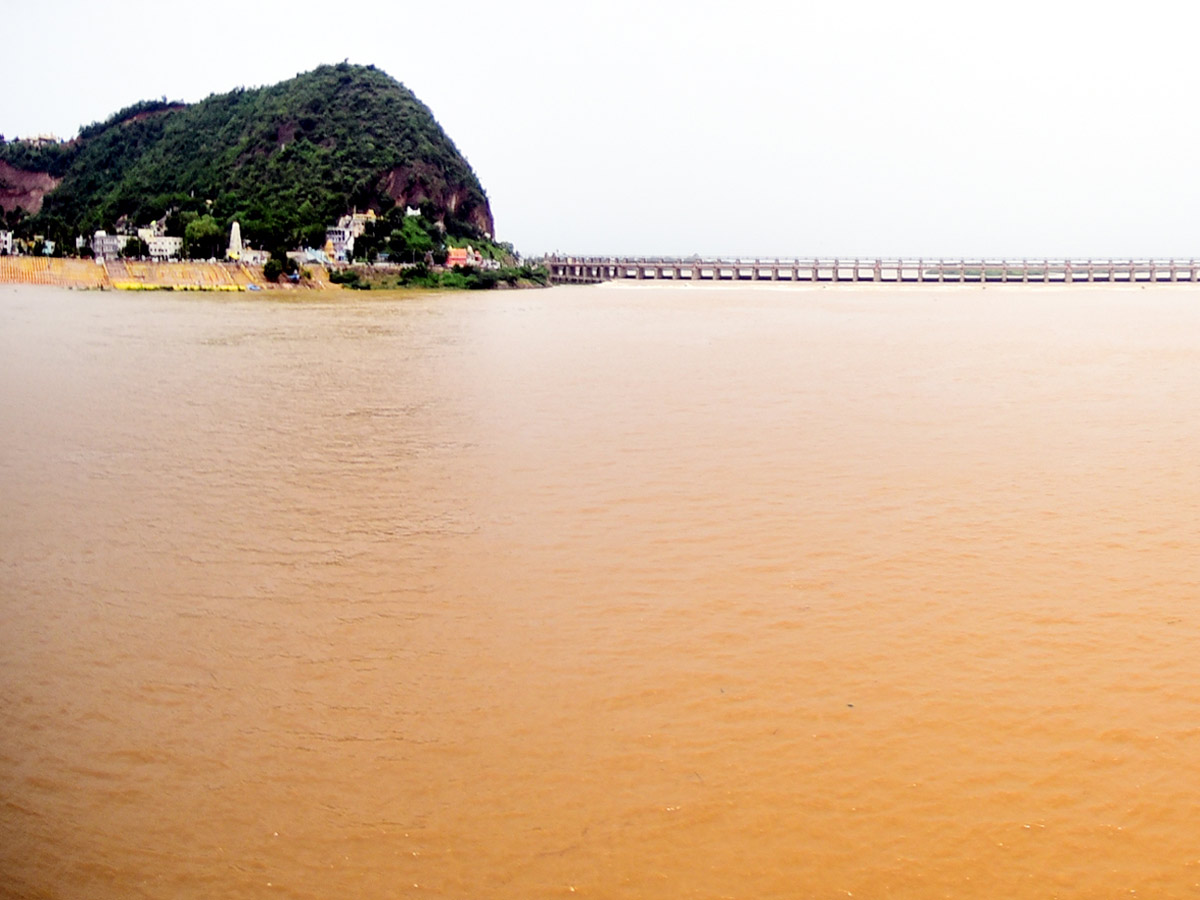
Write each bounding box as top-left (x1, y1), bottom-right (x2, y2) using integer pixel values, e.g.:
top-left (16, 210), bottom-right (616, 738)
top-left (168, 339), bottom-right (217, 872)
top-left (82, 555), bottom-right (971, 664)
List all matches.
top-left (4, 0), bottom-right (1199, 258)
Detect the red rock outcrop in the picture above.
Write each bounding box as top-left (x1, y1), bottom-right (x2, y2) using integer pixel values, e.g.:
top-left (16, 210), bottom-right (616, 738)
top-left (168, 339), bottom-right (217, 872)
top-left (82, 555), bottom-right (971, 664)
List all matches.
top-left (379, 163), bottom-right (494, 237)
top-left (0, 161), bottom-right (60, 215)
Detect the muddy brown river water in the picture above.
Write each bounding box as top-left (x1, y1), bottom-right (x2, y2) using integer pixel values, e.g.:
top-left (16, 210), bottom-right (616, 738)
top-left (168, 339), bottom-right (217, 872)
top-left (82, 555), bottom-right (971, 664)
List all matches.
top-left (3, 282), bottom-right (1200, 899)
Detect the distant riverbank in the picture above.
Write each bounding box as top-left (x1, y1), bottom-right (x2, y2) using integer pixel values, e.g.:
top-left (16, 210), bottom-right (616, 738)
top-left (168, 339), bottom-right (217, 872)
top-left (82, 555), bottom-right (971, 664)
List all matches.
top-left (328, 262), bottom-right (550, 291)
top-left (0, 257), bottom-right (552, 293)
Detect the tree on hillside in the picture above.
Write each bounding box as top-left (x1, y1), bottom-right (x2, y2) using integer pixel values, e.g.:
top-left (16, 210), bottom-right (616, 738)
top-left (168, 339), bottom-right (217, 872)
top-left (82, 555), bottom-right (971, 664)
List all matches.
top-left (184, 214), bottom-right (223, 259)
top-left (122, 237), bottom-right (149, 259)
top-left (387, 215), bottom-right (438, 263)
top-left (5, 205), bottom-right (27, 233)
top-left (351, 219), bottom-right (383, 262)
top-left (268, 247), bottom-right (298, 278)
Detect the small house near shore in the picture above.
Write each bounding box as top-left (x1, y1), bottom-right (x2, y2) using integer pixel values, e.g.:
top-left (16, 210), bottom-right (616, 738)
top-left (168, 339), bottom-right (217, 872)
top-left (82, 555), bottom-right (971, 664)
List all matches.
top-left (446, 245), bottom-right (491, 268)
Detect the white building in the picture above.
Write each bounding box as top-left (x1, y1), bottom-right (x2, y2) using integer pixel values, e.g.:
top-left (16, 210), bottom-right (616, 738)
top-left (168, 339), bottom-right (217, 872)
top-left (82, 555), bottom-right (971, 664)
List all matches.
top-left (137, 221), bottom-right (166, 245)
top-left (0, 230), bottom-right (13, 255)
top-left (147, 235), bottom-right (183, 260)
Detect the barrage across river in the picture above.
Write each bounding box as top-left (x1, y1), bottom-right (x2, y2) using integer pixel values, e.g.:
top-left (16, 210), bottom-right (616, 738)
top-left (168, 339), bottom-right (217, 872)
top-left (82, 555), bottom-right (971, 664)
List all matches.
top-left (545, 255), bottom-right (1200, 284)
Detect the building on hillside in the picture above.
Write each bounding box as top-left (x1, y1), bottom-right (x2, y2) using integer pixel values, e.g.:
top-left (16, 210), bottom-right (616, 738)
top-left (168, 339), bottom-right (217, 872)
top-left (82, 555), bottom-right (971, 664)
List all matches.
top-left (147, 235), bottom-right (183, 260)
top-left (325, 210), bottom-right (378, 262)
top-left (241, 247), bottom-right (269, 266)
top-left (137, 222), bottom-right (166, 245)
top-left (348, 210), bottom-right (376, 232)
top-left (20, 134), bottom-right (61, 148)
top-left (446, 245), bottom-right (485, 268)
top-left (0, 230), bottom-right (12, 256)
top-left (92, 231), bottom-right (130, 261)
top-left (325, 226), bottom-right (354, 263)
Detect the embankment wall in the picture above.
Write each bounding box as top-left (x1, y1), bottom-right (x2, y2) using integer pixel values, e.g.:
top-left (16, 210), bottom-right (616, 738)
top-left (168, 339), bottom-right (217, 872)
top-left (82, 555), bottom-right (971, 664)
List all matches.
top-left (0, 257), bottom-right (333, 291)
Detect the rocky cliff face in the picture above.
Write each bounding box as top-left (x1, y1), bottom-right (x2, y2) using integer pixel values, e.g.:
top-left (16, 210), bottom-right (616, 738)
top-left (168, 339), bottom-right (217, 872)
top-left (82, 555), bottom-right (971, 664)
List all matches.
top-left (0, 161), bottom-right (60, 216)
top-left (380, 163), bottom-right (495, 237)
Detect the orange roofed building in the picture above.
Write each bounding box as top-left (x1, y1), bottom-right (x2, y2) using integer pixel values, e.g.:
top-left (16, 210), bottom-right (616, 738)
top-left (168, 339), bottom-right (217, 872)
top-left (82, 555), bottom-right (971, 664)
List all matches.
top-left (446, 245), bottom-right (484, 268)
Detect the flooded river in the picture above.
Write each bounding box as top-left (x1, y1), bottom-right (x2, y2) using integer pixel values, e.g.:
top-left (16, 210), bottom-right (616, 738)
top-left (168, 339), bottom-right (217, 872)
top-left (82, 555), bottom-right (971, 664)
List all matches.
top-left (3, 282), bottom-right (1200, 899)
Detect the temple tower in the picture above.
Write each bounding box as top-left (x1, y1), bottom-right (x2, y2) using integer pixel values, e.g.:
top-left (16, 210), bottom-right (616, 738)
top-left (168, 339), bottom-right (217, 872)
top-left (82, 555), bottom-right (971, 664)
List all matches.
top-left (227, 221), bottom-right (243, 261)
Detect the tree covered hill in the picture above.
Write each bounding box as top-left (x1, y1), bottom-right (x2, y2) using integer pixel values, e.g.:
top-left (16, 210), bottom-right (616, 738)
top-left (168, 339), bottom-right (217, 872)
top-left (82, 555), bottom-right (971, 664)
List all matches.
top-left (0, 63), bottom-right (494, 252)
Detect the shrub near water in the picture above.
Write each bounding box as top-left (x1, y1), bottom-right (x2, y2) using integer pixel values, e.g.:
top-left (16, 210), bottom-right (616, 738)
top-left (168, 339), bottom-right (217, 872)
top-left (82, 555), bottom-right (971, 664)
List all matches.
top-left (325, 263), bottom-right (548, 291)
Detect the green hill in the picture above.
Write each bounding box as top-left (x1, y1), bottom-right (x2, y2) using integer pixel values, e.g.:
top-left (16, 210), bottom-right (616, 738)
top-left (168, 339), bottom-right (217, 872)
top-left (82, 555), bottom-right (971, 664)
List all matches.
top-left (0, 63), bottom-right (494, 253)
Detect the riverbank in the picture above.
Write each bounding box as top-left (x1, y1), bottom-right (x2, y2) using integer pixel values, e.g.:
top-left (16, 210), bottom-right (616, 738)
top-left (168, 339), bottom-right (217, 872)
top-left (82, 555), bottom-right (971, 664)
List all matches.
top-left (329, 262), bottom-right (550, 291)
top-left (0, 257), bottom-right (331, 291)
top-left (0, 257), bottom-right (552, 292)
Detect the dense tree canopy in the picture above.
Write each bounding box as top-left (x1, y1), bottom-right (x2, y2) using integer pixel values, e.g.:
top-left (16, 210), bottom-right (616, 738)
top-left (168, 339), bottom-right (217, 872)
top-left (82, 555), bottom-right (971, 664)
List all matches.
top-left (0, 63), bottom-right (493, 256)
top-left (183, 215), bottom-right (223, 259)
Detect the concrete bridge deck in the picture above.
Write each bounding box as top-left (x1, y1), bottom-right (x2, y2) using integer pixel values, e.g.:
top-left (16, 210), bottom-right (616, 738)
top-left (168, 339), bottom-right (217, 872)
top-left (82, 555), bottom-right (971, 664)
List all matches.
top-left (545, 257), bottom-right (1200, 285)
